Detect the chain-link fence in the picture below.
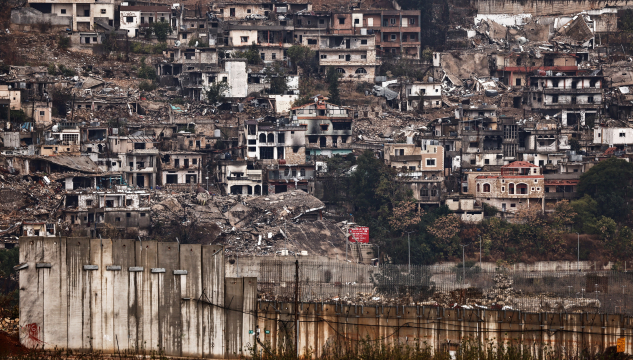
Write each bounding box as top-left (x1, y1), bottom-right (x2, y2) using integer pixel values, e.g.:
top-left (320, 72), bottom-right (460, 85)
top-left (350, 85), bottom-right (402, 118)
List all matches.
top-left (257, 259), bottom-right (633, 314)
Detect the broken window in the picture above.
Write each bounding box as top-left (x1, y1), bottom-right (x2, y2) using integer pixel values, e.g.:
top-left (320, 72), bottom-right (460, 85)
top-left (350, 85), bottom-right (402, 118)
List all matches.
top-left (241, 36), bottom-right (249, 43)
top-left (260, 147), bottom-right (274, 159)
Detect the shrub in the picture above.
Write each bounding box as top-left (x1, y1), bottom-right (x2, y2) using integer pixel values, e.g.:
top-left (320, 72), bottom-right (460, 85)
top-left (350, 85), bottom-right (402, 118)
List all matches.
top-left (47, 63), bottom-right (56, 75)
top-left (57, 64), bottom-right (76, 77)
top-left (36, 21), bottom-right (52, 32)
top-left (58, 35), bottom-right (71, 50)
top-left (138, 80), bottom-right (157, 92)
top-left (188, 38), bottom-right (209, 47)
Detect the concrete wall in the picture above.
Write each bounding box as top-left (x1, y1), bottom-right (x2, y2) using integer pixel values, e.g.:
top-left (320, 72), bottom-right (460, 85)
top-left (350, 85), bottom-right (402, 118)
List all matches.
top-left (11, 7), bottom-right (72, 27)
top-left (258, 301), bottom-right (633, 357)
top-left (18, 237), bottom-right (256, 358)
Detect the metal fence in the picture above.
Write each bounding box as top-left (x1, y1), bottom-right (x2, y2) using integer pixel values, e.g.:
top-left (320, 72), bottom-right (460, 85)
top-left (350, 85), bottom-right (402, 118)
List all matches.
top-left (257, 260), bottom-right (633, 314)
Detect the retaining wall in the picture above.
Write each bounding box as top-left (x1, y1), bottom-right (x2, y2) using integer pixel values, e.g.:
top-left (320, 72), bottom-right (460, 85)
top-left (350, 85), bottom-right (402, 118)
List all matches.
top-left (257, 301), bottom-right (633, 358)
top-left (18, 237), bottom-right (256, 358)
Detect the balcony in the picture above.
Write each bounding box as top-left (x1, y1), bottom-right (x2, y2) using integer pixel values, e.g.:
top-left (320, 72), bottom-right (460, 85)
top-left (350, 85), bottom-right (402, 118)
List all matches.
top-left (542, 87), bottom-right (602, 94)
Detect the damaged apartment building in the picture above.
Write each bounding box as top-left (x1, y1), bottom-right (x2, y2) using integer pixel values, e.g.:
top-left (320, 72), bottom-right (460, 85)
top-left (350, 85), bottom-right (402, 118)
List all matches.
top-left (7, 0), bottom-right (633, 245)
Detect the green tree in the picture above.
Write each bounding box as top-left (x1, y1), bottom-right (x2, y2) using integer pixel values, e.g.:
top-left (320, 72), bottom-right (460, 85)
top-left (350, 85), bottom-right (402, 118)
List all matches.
top-left (287, 45), bottom-right (316, 73)
top-left (137, 57), bottom-right (156, 80)
top-left (233, 43), bottom-right (262, 65)
top-left (569, 138), bottom-right (581, 153)
top-left (151, 21), bottom-right (172, 42)
top-left (570, 194), bottom-right (599, 234)
top-left (326, 66), bottom-right (341, 105)
top-left (264, 63), bottom-right (288, 94)
top-left (206, 81), bottom-right (231, 104)
top-left (58, 35), bottom-right (70, 49)
top-left (577, 157), bottom-right (633, 222)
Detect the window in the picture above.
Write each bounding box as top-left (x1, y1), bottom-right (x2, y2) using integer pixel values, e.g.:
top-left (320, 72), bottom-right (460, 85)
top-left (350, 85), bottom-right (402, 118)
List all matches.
top-left (307, 39), bottom-right (317, 45)
top-left (484, 159), bottom-right (490, 165)
top-left (355, 68), bottom-right (367, 74)
top-left (339, 55), bottom-right (345, 59)
top-left (222, 76), bottom-right (227, 82)
top-left (426, 159), bottom-right (436, 166)
top-left (354, 18), bottom-right (360, 24)
top-left (470, 159), bottom-right (476, 165)
top-left (319, 19), bottom-right (325, 24)
top-left (515, 78), bottom-right (521, 86)
top-left (93, 37), bottom-right (97, 42)
top-left (360, 55), bottom-right (367, 59)
top-left (517, 183), bottom-right (528, 194)
top-left (409, 18), bottom-right (415, 24)
top-left (126, 213), bottom-right (131, 218)
top-left (126, 16), bottom-right (133, 22)
top-left (320, 54), bottom-right (327, 59)
top-left (621, 133), bottom-right (626, 137)
top-left (510, 203), bottom-right (516, 208)
top-left (361, 39), bottom-right (367, 45)
top-left (182, 33), bottom-right (188, 39)
top-left (241, 36), bottom-right (249, 43)
top-left (502, 186), bottom-right (505, 192)
top-left (390, 34), bottom-right (396, 41)
top-left (339, 18), bottom-right (345, 24)
top-left (86, 200), bottom-right (93, 206)
top-left (336, 68), bottom-right (345, 74)
top-left (141, 213), bottom-right (146, 217)
top-left (390, 18), bottom-right (396, 24)
top-left (272, 53), bottom-right (276, 59)
top-left (483, 184), bottom-right (490, 192)
top-left (509, 183), bottom-right (514, 194)
top-left (39, 111), bottom-right (45, 116)
top-left (115, 217), bottom-right (121, 222)
top-left (247, 9), bottom-right (251, 13)
top-left (588, 96), bottom-right (594, 103)
top-left (261, 53), bottom-right (265, 60)
top-left (552, 95), bottom-right (558, 103)
top-left (100, 9), bottom-right (106, 14)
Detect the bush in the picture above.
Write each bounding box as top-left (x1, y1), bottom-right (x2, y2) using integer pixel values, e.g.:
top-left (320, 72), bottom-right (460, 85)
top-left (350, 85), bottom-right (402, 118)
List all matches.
top-left (138, 80), bottom-right (157, 92)
top-left (47, 63), bottom-right (56, 75)
top-left (36, 20), bottom-right (52, 32)
top-left (130, 42), bottom-right (167, 54)
top-left (58, 35), bottom-right (71, 50)
top-left (150, 21), bottom-right (172, 42)
top-left (188, 38), bottom-right (209, 47)
top-left (57, 64), bottom-right (76, 77)
top-left (137, 56), bottom-right (156, 80)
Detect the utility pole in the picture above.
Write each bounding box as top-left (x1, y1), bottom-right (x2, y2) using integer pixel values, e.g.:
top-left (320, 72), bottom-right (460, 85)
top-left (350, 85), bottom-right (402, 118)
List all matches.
top-left (294, 259), bottom-right (299, 358)
top-left (479, 235), bottom-right (482, 269)
top-left (576, 232), bottom-right (580, 271)
top-left (404, 231), bottom-right (415, 272)
top-left (460, 244), bottom-right (469, 285)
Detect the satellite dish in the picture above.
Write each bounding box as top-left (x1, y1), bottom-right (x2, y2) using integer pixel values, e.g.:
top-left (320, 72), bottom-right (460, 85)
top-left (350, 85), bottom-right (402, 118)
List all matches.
top-left (195, 41), bottom-right (199, 47)
top-left (175, 40), bottom-right (181, 47)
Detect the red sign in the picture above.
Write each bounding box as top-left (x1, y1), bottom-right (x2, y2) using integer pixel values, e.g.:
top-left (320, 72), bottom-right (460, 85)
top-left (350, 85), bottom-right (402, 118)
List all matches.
top-left (348, 227), bottom-right (369, 243)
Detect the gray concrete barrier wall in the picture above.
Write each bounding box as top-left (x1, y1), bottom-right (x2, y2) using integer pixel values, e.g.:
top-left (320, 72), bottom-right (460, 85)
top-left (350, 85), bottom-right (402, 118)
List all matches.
top-left (257, 301), bottom-right (633, 358)
top-left (18, 237), bottom-right (256, 358)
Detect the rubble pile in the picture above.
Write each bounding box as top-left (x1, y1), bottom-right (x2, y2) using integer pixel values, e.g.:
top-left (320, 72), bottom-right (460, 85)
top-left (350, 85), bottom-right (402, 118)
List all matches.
top-left (0, 318), bottom-right (18, 335)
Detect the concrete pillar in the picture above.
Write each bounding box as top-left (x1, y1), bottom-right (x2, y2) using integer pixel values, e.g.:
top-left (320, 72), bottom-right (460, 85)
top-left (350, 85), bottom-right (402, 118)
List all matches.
top-left (72, 3), bottom-right (77, 31)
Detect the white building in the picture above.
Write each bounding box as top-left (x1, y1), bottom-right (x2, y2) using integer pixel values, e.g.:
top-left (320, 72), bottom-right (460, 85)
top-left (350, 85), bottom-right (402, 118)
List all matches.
top-left (120, 6), bottom-right (171, 38)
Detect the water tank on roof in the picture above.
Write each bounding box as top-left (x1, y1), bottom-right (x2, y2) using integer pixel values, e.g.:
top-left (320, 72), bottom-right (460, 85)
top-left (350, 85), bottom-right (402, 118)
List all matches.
top-left (214, 129), bottom-right (221, 138)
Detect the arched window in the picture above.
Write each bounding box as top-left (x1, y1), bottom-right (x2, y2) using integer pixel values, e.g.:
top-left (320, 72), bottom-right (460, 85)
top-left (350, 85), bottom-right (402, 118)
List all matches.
top-left (517, 183), bottom-right (528, 194)
top-left (430, 185), bottom-right (438, 197)
top-left (336, 68), bottom-right (345, 74)
top-left (259, 134), bottom-right (266, 143)
top-left (509, 183), bottom-right (514, 194)
top-left (300, 168), bottom-right (306, 177)
top-left (476, 183), bottom-right (480, 193)
top-left (483, 183), bottom-right (491, 192)
top-left (355, 68), bottom-right (367, 74)
top-left (267, 133), bottom-right (274, 143)
top-left (420, 185), bottom-right (429, 197)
